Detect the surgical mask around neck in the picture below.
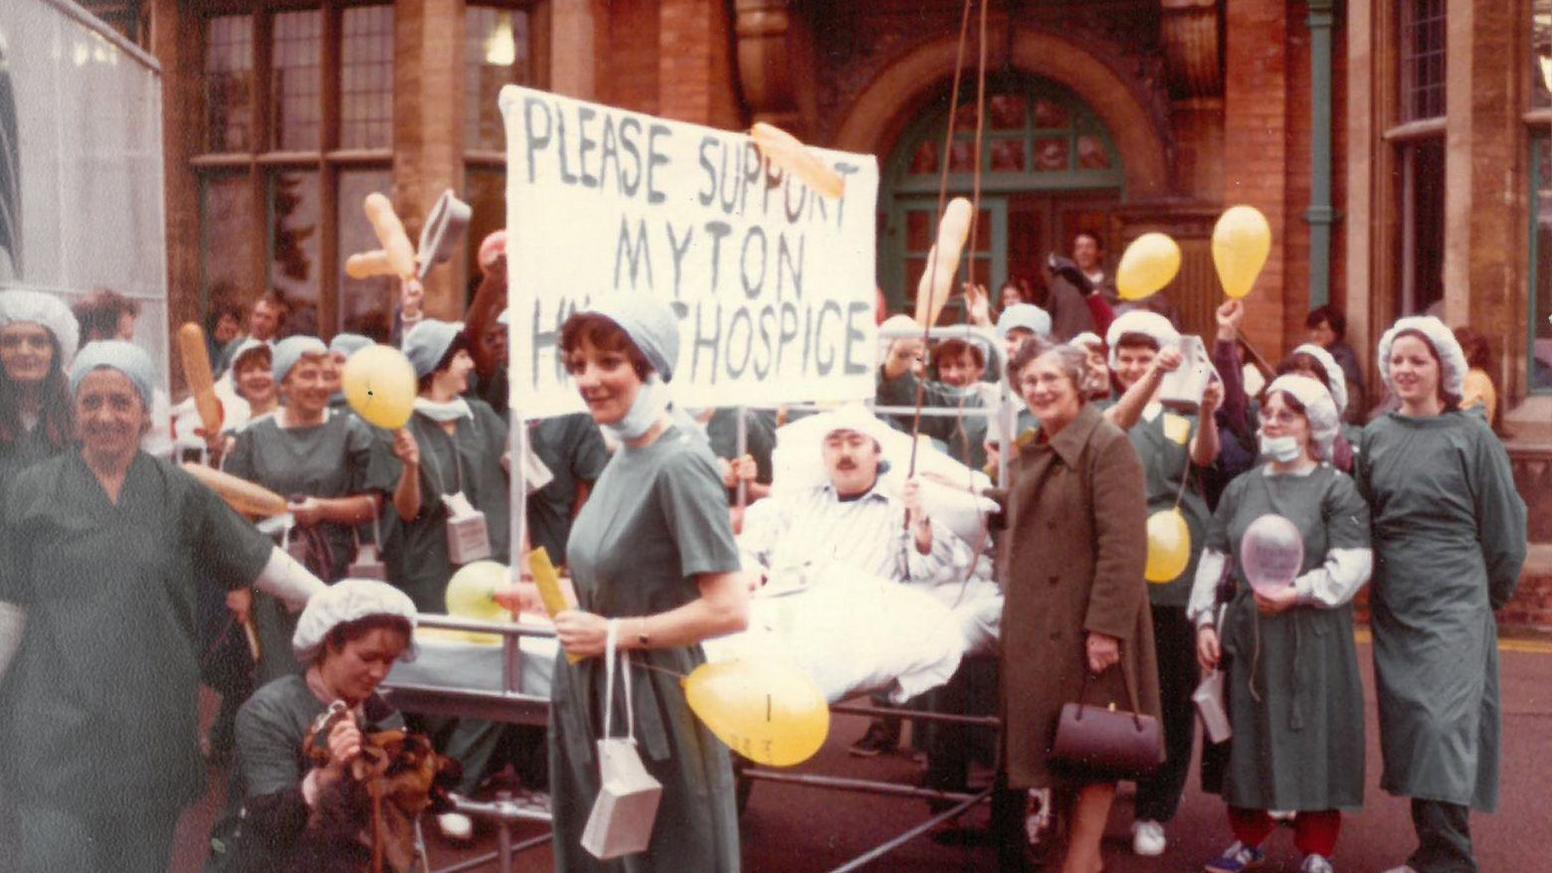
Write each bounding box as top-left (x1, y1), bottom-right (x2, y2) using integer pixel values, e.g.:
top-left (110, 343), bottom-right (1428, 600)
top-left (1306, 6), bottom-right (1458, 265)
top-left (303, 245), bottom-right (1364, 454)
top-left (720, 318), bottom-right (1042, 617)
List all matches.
top-left (602, 374), bottom-right (671, 443)
top-left (1258, 433), bottom-right (1302, 463)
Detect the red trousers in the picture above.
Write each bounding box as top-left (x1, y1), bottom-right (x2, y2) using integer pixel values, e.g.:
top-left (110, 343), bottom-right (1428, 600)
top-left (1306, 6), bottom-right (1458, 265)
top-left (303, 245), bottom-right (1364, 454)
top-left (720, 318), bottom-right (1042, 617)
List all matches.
top-left (1228, 807), bottom-right (1342, 857)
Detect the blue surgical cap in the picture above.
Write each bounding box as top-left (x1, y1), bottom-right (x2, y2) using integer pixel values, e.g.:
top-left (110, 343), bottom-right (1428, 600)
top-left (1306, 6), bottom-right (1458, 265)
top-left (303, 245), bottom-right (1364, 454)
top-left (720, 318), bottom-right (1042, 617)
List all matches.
top-left (581, 295), bottom-right (681, 382)
top-left (328, 333), bottom-right (374, 358)
top-left (272, 336), bottom-right (328, 384)
top-left (402, 320), bottom-right (465, 379)
top-left (996, 304), bottom-right (1053, 341)
top-left (70, 340), bottom-right (154, 407)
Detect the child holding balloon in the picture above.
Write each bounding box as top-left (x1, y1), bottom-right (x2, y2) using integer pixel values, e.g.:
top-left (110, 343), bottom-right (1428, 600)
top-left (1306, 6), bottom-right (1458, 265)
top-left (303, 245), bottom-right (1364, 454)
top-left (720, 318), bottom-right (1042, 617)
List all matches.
top-left (1187, 375), bottom-right (1372, 873)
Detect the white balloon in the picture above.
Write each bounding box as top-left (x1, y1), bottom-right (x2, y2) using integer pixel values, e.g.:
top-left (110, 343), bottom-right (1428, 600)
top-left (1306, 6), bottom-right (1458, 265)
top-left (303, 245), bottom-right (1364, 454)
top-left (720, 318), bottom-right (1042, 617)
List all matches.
top-left (1240, 514), bottom-right (1305, 596)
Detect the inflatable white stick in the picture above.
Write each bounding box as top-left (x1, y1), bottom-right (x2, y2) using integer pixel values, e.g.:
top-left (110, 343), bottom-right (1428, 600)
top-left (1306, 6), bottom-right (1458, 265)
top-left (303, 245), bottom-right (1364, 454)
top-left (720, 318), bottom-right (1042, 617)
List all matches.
top-left (750, 122), bottom-right (846, 200)
top-left (913, 197), bottom-right (974, 328)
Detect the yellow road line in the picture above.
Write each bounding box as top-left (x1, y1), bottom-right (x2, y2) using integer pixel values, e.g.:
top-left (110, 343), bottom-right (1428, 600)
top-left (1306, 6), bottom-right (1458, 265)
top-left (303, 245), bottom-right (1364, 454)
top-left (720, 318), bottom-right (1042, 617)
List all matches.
top-left (1353, 628), bottom-right (1552, 654)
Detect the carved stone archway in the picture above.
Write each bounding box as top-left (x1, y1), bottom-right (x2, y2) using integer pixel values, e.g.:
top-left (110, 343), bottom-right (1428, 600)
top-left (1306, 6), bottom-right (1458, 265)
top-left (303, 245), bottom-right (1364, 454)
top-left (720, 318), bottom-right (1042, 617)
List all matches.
top-left (833, 28), bottom-right (1171, 200)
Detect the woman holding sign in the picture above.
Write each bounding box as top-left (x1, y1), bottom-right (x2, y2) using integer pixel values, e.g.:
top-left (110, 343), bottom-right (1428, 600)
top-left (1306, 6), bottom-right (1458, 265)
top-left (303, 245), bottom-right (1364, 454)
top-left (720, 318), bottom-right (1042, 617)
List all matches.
top-left (1187, 375), bottom-right (1371, 873)
top-left (1358, 317), bottom-right (1526, 873)
top-left (508, 296), bottom-right (749, 871)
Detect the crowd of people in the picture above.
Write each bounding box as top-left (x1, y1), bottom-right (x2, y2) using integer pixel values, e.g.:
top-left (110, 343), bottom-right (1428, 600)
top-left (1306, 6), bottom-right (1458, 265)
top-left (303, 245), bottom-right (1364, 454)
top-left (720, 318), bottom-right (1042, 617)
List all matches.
top-left (0, 227), bottom-right (1530, 873)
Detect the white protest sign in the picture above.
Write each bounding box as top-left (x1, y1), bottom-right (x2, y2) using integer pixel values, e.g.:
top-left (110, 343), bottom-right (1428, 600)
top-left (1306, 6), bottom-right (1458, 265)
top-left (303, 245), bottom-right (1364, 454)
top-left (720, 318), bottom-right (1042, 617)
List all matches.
top-left (499, 85), bottom-right (880, 419)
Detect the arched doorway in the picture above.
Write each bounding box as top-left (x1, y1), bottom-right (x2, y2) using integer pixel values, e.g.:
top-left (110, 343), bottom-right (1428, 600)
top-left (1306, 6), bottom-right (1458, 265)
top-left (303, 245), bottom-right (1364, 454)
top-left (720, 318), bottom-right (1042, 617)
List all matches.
top-left (880, 75), bottom-right (1125, 315)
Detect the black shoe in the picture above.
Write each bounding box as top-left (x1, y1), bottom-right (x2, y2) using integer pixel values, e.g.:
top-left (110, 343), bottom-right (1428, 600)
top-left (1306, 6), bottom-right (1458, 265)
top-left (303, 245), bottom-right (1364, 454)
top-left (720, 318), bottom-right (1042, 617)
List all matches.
top-left (848, 720), bottom-right (900, 757)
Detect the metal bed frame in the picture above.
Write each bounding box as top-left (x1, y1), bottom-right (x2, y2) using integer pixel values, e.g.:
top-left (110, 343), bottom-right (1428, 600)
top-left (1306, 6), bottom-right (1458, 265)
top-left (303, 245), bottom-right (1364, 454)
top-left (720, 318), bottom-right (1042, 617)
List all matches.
top-left (379, 323), bottom-right (1014, 872)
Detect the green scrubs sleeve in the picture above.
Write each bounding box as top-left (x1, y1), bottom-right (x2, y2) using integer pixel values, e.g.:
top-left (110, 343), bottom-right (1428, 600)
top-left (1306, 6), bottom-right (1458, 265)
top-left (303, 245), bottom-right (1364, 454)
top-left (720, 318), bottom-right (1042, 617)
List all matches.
top-left (345, 414), bottom-right (401, 495)
top-left (1468, 426), bottom-right (1529, 609)
top-left (1205, 475), bottom-right (1243, 555)
top-left (235, 692), bottom-right (311, 798)
top-left (1324, 472), bottom-right (1372, 552)
top-left (189, 472), bottom-right (275, 591)
top-left (655, 449), bottom-right (742, 578)
top-left (224, 428), bottom-right (257, 482)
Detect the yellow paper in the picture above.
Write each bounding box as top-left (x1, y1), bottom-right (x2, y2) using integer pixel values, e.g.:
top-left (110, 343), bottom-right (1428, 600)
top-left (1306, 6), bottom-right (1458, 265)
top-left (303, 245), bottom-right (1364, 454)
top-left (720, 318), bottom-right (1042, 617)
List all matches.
top-left (1163, 413), bottom-right (1192, 446)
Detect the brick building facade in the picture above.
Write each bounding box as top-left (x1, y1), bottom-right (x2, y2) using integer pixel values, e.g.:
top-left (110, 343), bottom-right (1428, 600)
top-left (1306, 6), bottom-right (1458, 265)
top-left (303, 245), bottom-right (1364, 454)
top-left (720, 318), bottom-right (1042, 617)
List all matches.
top-left (84, 0), bottom-right (1552, 624)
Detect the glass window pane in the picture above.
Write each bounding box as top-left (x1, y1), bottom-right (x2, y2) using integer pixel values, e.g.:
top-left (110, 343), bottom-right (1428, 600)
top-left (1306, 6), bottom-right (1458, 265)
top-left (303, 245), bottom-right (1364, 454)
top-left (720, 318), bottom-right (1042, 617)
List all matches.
top-left (989, 93), bottom-right (1026, 131)
top-left (1033, 99), bottom-right (1070, 129)
top-left (1534, 0), bottom-right (1552, 109)
top-left (1399, 0), bottom-right (1446, 122)
top-left (272, 10), bottom-right (323, 151)
top-left (466, 7), bottom-right (531, 151)
top-left (1533, 135), bottom-right (1552, 391)
top-left (201, 174), bottom-right (256, 316)
top-left (269, 170), bottom-right (321, 330)
top-left (205, 15), bottom-right (254, 153)
top-left (341, 6), bottom-right (394, 150)
top-left (948, 141), bottom-right (975, 173)
top-left (465, 168), bottom-right (506, 294)
top-left (989, 138), bottom-right (1025, 172)
top-left (906, 211), bottom-right (931, 253)
top-left (909, 140), bottom-right (939, 175)
top-left (1077, 135), bottom-right (1111, 169)
top-left (338, 170), bottom-right (395, 338)
top-left (1034, 137), bottom-right (1069, 171)
top-left (973, 210), bottom-right (991, 253)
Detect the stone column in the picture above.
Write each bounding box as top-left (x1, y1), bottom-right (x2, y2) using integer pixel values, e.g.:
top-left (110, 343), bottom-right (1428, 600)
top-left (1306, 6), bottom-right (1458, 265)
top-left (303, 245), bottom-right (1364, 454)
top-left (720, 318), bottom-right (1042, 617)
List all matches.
top-left (549, 0), bottom-right (598, 100)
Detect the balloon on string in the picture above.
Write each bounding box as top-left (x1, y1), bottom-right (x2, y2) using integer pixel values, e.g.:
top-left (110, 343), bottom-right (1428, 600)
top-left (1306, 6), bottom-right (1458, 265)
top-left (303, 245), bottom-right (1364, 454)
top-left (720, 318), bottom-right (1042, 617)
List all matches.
top-left (1145, 508), bottom-right (1191, 583)
top-left (445, 560), bottom-right (510, 622)
top-left (1240, 514), bottom-right (1305, 596)
top-left (683, 659), bottom-right (829, 767)
top-left (1116, 232), bottom-right (1182, 301)
top-left (1211, 205), bottom-right (1272, 299)
top-left (341, 344), bottom-right (417, 429)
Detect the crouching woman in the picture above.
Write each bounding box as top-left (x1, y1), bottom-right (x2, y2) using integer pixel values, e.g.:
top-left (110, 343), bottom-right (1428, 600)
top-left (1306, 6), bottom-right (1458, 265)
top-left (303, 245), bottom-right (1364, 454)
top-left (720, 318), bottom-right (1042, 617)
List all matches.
top-left (207, 580), bottom-right (419, 873)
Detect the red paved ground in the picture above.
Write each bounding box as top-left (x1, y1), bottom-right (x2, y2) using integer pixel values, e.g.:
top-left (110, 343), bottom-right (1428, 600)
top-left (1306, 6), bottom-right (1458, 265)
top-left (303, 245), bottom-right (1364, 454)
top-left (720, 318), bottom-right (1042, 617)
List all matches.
top-left (148, 640), bottom-right (1549, 872)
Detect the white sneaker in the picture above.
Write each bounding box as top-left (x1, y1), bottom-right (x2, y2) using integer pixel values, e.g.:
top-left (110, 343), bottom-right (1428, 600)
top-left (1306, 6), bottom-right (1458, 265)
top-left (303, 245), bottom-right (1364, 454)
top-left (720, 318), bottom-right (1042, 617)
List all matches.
top-left (1300, 855), bottom-right (1334, 873)
top-left (437, 811), bottom-right (474, 841)
top-left (1132, 819), bottom-right (1166, 856)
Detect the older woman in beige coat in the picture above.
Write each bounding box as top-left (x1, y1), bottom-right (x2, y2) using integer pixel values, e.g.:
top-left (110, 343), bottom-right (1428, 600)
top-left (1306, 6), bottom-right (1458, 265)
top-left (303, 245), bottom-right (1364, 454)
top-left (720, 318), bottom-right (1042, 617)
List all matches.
top-left (996, 338), bottom-right (1161, 873)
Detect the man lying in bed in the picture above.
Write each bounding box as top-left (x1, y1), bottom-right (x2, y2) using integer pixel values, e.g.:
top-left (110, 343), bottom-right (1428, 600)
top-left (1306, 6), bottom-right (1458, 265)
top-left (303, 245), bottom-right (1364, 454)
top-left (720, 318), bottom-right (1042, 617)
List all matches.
top-left (738, 406), bottom-right (972, 756)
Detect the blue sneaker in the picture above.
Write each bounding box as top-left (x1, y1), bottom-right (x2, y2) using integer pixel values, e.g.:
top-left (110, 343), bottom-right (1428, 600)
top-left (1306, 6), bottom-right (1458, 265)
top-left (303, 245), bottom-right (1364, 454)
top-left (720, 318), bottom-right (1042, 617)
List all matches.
top-left (1204, 841), bottom-right (1267, 873)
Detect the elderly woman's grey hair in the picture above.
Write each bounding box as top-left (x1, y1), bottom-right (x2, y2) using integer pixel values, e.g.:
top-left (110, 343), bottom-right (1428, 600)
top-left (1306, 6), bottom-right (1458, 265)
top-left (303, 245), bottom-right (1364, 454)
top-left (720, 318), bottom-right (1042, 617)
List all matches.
top-left (1007, 338), bottom-right (1091, 396)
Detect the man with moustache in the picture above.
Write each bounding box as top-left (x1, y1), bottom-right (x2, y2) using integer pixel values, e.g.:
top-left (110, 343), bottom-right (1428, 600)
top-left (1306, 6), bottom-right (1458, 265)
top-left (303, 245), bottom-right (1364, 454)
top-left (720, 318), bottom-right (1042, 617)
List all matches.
top-left (738, 406), bottom-right (973, 756)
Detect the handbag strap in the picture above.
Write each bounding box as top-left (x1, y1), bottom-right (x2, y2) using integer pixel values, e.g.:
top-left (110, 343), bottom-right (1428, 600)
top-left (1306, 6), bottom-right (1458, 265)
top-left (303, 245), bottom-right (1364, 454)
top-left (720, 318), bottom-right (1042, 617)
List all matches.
top-left (601, 619), bottom-right (636, 743)
top-left (1078, 638), bottom-right (1145, 729)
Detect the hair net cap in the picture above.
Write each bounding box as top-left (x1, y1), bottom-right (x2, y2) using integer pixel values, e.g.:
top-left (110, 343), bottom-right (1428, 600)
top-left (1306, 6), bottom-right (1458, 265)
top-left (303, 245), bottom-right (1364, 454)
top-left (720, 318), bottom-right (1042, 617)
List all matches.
top-left (1291, 342), bottom-right (1349, 414)
top-left (292, 578), bottom-right (419, 664)
top-left (0, 289), bottom-right (80, 366)
top-left (1105, 310), bottom-right (1180, 370)
top-left (328, 333), bottom-right (374, 358)
top-left (1265, 374), bottom-right (1341, 461)
top-left (402, 320), bottom-right (465, 379)
top-left (271, 336), bottom-right (328, 383)
top-left (70, 340), bottom-right (155, 407)
top-left (814, 404), bottom-right (893, 449)
top-left (1376, 315), bottom-right (1468, 399)
top-left (583, 296), bottom-right (681, 382)
top-left (1069, 331), bottom-right (1103, 351)
top-left (996, 304), bottom-right (1053, 341)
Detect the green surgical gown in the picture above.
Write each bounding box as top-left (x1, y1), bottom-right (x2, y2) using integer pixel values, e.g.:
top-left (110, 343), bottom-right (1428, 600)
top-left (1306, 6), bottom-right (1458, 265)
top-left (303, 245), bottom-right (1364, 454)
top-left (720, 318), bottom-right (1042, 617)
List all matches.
top-left (1209, 465), bottom-right (1370, 810)
top-left (1357, 412), bottom-right (1527, 811)
top-left (1, 451), bottom-right (273, 809)
top-left (226, 411), bottom-right (398, 681)
top-left (381, 399), bottom-right (510, 612)
top-left (527, 412), bottom-right (610, 567)
top-left (550, 424), bottom-right (743, 872)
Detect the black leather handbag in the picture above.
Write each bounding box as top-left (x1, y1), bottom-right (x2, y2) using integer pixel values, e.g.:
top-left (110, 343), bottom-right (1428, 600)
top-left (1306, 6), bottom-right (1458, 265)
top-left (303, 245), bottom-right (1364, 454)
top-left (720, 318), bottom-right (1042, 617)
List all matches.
top-left (1049, 648), bottom-right (1164, 782)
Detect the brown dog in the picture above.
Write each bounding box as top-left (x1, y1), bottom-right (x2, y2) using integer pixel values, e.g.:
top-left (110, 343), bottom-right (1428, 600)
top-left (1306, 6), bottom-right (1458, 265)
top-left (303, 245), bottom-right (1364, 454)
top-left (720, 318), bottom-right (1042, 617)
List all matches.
top-left (295, 721), bottom-right (463, 873)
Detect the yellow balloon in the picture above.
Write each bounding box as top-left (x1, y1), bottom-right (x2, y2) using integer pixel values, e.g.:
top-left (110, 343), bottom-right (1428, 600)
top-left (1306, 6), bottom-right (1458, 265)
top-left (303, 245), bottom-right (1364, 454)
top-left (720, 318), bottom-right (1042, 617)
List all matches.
top-left (1115, 232), bottom-right (1183, 301)
top-left (1145, 509), bottom-right (1191, 583)
top-left (683, 659), bottom-right (829, 767)
top-left (342, 344), bottom-right (417, 429)
top-left (1212, 205), bottom-right (1272, 299)
top-left (445, 560), bottom-right (510, 622)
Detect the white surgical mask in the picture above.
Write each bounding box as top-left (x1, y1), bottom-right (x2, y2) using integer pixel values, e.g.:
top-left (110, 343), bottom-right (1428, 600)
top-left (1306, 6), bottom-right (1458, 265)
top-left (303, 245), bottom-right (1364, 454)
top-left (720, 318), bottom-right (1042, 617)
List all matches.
top-left (1258, 433), bottom-right (1302, 463)
top-left (602, 374), bottom-right (671, 443)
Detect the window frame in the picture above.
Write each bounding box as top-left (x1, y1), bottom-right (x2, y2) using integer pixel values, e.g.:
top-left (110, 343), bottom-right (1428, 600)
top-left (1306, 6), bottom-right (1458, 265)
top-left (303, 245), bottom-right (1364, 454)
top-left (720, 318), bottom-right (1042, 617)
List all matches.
top-left (191, 1), bottom-right (396, 337)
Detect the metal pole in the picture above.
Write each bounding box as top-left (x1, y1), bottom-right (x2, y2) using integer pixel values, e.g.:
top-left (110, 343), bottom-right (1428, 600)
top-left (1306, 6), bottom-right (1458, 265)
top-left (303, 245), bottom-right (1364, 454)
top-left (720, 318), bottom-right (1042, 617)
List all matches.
top-left (1306, 0), bottom-right (1336, 309)
top-left (735, 405), bottom-right (748, 509)
top-left (827, 787), bottom-right (994, 873)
